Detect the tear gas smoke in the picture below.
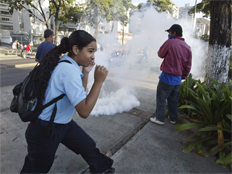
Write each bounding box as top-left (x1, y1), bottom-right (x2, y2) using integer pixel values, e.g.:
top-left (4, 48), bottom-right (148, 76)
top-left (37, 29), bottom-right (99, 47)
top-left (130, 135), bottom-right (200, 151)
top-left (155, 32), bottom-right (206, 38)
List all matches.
top-left (87, 6), bottom-right (208, 117)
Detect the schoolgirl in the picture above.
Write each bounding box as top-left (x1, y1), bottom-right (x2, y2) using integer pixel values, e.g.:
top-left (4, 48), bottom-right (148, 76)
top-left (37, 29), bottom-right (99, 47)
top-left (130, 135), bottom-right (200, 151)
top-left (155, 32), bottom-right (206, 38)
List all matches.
top-left (21, 30), bottom-right (115, 174)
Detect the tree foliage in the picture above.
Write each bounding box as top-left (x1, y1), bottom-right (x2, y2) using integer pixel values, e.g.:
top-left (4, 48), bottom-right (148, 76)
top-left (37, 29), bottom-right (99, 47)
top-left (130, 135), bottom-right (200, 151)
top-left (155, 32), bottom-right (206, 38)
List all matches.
top-left (0, 0), bottom-right (53, 28)
top-left (1, 0), bottom-right (77, 43)
top-left (48, 0), bottom-right (74, 44)
top-left (84, 0), bottom-right (114, 40)
top-left (200, 34), bottom-right (209, 42)
top-left (138, 0), bottom-right (173, 14)
top-left (117, 0), bottom-right (134, 45)
top-left (52, 1), bottom-right (84, 36)
top-left (84, 0), bottom-right (134, 41)
top-left (188, 0), bottom-right (210, 17)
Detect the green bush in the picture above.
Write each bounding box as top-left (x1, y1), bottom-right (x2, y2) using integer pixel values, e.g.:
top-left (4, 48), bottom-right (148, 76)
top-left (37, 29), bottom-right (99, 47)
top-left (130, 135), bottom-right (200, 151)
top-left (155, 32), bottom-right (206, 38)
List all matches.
top-left (176, 76), bottom-right (232, 168)
top-left (228, 53), bottom-right (232, 80)
top-left (200, 34), bottom-right (209, 42)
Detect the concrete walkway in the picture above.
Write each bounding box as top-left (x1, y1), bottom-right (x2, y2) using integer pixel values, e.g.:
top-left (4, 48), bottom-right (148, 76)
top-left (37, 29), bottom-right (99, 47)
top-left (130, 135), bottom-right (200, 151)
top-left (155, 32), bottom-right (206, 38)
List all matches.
top-left (0, 85), bottom-right (231, 173)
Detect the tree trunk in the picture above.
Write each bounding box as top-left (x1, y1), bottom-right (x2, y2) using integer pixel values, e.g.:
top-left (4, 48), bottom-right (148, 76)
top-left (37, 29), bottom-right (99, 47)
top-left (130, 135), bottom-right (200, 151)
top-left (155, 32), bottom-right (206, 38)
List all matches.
top-left (94, 25), bottom-right (99, 42)
top-left (79, 16), bottom-right (83, 30)
top-left (122, 24), bottom-right (124, 46)
top-left (204, 1), bottom-right (231, 83)
top-left (54, 9), bottom-right (59, 45)
top-left (111, 20), bottom-right (115, 32)
top-left (94, 9), bottom-right (99, 41)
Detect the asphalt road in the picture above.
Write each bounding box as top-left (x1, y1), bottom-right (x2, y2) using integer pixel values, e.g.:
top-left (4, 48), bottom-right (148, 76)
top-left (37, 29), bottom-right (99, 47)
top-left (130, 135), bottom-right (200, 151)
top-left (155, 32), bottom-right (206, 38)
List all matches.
top-left (0, 67), bottom-right (32, 87)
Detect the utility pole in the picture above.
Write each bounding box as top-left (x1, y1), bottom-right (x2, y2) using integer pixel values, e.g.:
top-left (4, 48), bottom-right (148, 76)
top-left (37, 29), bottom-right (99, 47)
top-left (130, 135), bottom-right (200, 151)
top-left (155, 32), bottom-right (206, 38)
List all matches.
top-left (193, 0), bottom-right (197, 33)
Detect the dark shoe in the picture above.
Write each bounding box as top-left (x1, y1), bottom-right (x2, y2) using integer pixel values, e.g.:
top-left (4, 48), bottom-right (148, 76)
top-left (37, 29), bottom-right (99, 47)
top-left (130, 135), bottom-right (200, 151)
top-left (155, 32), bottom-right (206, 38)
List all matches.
top-left (103, 167), bottom-right (115, 174)
top-left (168, 116), bottom-right (176, 124)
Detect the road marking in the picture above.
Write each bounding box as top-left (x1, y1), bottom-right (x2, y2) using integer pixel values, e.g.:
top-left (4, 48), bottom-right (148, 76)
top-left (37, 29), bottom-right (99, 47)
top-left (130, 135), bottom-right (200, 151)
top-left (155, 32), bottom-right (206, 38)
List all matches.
top-left (15, 63), bottom-right (37, 68)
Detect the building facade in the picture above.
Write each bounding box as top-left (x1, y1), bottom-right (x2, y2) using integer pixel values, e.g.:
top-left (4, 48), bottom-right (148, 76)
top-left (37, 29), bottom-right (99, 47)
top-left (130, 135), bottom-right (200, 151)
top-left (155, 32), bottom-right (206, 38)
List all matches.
top-left (179, 3), bottom-right (193, 20)
top-left (0, 2), bottom-right (13, 44)
top-left (196, 18), bottom-right (210, 36)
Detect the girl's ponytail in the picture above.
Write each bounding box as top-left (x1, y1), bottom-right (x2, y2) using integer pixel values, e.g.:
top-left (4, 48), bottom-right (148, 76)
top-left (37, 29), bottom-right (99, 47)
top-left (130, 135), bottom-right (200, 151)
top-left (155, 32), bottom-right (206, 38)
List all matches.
top-left (58, 37), bottom-right (69, 54)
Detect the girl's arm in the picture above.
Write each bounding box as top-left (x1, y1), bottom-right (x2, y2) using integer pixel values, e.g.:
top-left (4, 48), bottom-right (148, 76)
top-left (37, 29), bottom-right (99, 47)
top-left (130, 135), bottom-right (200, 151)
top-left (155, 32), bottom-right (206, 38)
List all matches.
top-left (82, 71), bottom-right (89, 91)
top-left (76, 65), bottom-right (108, 118)
top-left (82, 61), bottom-right (95, 91)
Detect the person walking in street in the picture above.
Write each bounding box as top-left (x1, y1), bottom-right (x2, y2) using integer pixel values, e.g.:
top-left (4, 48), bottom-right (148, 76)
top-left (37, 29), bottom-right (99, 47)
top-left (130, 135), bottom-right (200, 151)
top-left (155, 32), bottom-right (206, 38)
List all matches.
top-left (25, 44), bottom-right (31, 55)
top-left (150, 24), bottom-right (192, 125)
top-left (16, 41), bottom-right (21, 51)
top-left (35, 29), bottom-right (56, 62)
top-left (12, 40), bottom-right (17, 52)
top-left (21, 30), bottom-right (115, 174)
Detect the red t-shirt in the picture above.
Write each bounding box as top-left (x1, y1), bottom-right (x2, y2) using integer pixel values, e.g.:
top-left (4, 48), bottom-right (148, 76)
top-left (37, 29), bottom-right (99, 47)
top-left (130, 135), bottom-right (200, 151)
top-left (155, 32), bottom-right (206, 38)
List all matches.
top-left (26, 45), bottom-right (30, 51)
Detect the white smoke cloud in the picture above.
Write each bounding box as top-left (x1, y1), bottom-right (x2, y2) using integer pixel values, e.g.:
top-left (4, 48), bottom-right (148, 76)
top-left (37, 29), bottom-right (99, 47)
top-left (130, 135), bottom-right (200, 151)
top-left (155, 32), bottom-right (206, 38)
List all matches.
top-left (88, 6), bottom-right (207, 116)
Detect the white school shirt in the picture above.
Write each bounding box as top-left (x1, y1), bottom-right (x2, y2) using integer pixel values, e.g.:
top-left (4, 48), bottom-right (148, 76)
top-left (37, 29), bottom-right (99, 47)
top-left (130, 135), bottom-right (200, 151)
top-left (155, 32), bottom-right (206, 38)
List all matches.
top-left (38, 55), bottom-right (87, 124)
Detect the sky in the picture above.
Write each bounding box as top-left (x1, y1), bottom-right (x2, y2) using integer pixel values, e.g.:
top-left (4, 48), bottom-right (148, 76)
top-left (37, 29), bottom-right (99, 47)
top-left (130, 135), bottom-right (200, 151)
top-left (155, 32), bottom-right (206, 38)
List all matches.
top-left (131, 0), bottom-right (202, 8)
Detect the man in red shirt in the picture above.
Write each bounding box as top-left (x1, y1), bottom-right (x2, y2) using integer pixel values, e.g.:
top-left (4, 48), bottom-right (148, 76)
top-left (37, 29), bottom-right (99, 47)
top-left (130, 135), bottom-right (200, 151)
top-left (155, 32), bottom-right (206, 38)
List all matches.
top-left (25, 44), bottom-right (31, 54)
top-left (150, 24), bottom-right (192, 125)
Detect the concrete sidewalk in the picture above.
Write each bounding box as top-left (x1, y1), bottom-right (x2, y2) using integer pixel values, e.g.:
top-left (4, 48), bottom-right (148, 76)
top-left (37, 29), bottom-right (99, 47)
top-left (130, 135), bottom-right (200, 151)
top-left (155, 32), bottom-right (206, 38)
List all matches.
top-left (0, 83), bottom-right (231, 173)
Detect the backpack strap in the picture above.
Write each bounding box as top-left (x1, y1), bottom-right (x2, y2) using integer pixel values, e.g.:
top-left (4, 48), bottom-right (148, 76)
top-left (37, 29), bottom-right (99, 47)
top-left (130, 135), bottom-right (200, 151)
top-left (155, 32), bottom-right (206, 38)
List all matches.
top-left (43, 59), bottom-right (71, 109)
top-left (43, 94), bottom-right (66, 109)
top-left (44, 59), bottom-right (72, 136)
top-left (59, 59), bottom-right (72, 64)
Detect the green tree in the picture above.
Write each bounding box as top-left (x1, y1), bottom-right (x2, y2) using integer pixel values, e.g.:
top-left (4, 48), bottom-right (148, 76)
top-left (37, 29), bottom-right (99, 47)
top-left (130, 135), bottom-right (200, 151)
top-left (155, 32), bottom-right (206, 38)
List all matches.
top-left (117, 0), bottom-right (132, 45)
top-left (188, 0), bottom-right (210, 17)
top-left (141, 0), bottom-right (173, 14)
top-left (85, 0), bottom-right (114, 41)
top-left (189, 0), bottom-right (231, 83)
top-left (0, 0), bottom-right (53, 28)
top-left (200, 34), bottom-right (209, 42)
top-left (48, 0), bottom-right (74, 44)
top-left (1, 0), bottom-right (76, 44)
top-left (53, 2), bottom-right (85, 37)
top-left (104, 0), bottom-right (119, 32)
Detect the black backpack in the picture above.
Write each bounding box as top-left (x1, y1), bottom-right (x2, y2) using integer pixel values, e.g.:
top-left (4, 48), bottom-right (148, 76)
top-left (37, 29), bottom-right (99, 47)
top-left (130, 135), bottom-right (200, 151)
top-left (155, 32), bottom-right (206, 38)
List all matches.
top-left (10, 60), bottom-right (71, 124)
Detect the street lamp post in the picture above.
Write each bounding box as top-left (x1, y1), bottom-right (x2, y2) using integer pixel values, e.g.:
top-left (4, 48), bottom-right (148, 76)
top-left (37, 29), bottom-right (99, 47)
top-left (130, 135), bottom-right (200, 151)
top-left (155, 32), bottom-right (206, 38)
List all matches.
top-left (193, 0), bottom-right (197, 33)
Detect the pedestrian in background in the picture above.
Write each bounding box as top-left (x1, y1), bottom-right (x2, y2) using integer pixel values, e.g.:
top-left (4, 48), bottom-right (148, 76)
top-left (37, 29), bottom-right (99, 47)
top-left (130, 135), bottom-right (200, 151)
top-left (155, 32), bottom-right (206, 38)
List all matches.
top-left (150, 24), bottom-right (192, 125)
top-left (21, 30), bottom-right (115, 174)
top-left (25, 44), bottom-right (31, 55)
top-left (16, 41), bottom-right (21, 50)
top-left (12, 40), bottom-right (17, 50)
top-left (35, 29), bottom-right (56, 62)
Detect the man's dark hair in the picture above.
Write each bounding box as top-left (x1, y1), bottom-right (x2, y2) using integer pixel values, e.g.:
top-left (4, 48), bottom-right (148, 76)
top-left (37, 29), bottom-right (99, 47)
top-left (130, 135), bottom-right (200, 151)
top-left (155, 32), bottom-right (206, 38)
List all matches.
top-left (44, 29), bottom-right (54, 38)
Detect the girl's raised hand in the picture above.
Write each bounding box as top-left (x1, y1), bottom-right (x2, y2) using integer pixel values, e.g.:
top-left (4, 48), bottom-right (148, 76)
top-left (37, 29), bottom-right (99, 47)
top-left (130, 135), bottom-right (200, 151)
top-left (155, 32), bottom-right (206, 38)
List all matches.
top-left (94, 65), bottom-right (108, 82)
top-left (83, 60), bottom-right (95, 73)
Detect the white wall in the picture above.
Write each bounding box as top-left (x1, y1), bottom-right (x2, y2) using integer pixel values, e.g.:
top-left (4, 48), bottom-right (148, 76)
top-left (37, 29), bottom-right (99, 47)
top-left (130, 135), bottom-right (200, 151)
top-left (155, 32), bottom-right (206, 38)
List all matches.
top-left (22, 8), bottom-right (31, 33)
top-left (12, 10), bottom-right (20, 32)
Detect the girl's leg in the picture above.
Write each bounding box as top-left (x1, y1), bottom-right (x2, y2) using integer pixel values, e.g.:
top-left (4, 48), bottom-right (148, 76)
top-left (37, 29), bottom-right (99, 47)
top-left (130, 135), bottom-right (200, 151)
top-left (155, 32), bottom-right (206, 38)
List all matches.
top-left (21, 120), bottom-right (67, 173)
top-left (61, 120), bottom-right (113, 173)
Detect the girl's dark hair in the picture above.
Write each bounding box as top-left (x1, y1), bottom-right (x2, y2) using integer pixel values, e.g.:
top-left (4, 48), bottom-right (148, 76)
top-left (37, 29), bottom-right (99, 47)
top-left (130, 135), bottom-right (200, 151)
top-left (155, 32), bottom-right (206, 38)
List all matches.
top-left (36, 30), bottom-right (96, 102)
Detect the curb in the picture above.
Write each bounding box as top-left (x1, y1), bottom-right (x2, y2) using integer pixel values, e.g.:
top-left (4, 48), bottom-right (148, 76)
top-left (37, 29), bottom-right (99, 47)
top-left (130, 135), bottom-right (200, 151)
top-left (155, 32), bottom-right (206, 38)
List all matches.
top-left (105, 108), bottom-right (151, 156)
top-left (0, 63), bottom-right (37, 69)
top-left (0, 56), bottom-right (24, 60)
top-left (81, 108), bottom-right (152, 174)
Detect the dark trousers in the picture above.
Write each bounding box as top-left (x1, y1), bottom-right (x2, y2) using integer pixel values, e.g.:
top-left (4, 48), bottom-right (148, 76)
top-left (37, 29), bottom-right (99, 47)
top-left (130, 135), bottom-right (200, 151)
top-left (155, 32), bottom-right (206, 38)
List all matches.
top-left (21, 119), bottom-right (113, 174)
top-left (155, 80), bottom-right (180, 122)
